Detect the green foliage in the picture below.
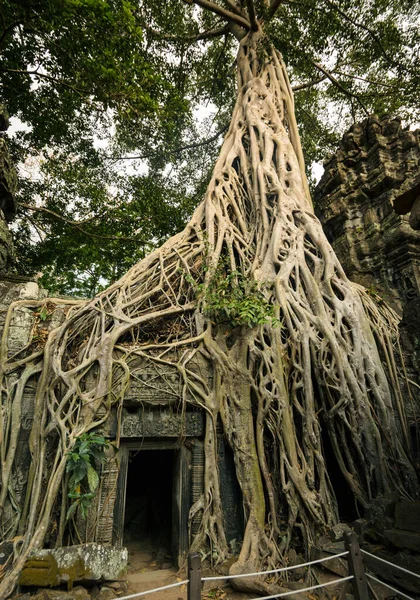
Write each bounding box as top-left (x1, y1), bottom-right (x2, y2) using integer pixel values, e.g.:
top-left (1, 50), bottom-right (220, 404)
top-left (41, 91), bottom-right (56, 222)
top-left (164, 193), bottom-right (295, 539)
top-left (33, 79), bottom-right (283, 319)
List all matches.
top-left (191, 258), bottom-right (278, 328)
top-left (2, 0), bottom-right (419, 291)
top-left (65, 432), bottom-right (111, 520)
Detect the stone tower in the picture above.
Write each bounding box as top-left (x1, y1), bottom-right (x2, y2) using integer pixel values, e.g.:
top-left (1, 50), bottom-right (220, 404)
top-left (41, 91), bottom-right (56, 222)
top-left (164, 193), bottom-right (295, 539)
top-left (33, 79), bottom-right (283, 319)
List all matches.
top-left (315, 114), bottom-right (420, 399)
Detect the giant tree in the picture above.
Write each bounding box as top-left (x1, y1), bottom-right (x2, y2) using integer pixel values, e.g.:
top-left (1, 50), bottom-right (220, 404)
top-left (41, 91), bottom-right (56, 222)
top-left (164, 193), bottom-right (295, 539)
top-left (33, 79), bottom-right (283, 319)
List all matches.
top-left (1, 0), bottom-right (419, 293)
top-left (0, 0), bottom-right (419, 596)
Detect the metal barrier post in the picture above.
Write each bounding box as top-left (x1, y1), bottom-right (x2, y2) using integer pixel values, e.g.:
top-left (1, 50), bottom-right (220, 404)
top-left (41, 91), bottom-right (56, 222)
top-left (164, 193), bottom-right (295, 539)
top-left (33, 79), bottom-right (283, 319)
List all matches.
top-left (188, 553), bottom-right (202, 600)
top-left (344, 531), bottom-right (369, 600)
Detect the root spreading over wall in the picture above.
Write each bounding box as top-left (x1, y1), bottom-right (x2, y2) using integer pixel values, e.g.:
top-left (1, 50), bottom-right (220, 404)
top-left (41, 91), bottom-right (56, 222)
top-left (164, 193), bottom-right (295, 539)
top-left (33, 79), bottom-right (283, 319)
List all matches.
top-left (0, 30), bottom-right (418, 596)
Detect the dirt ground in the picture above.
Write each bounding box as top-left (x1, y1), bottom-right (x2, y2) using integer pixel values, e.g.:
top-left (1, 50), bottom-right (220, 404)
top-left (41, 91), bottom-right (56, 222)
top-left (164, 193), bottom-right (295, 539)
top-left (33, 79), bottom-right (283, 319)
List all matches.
top-left (122, 537), bottom-right (352, 600)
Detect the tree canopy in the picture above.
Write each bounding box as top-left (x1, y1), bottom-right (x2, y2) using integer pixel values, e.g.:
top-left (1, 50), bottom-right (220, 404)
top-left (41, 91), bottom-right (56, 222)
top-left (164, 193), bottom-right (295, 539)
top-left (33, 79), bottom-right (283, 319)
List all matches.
top-left (1, 0), bottom-right (419, 294)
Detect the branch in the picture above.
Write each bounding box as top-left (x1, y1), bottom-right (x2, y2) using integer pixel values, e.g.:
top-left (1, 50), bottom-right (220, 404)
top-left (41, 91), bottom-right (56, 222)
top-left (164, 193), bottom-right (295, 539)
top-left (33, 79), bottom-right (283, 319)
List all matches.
top-left (0, 67), bottom-right (89, 97)
top-left (182, 0), bottom-right (251, 30)
top-left (0, 19), bottom-right (26, 47)
top-left (291, 69), bottom-right (397, 93)
top-left (268, 0), bottom-right (283, 19)
top-left (195, 25), bottom-right (231, 40)
top-left (322, 0), bottom-right (409, 74)
top-left (246, 0), bottom-right (259, 30)
top-left (17, 203), bottom-right (139, 242)
top-left (333, 70), bottom-right (397, 89)
top-left (312, 61), bottom-right (369, 115)
top-left (109, 124), bottom-right (229, 162)
top-left (142, 21), bottom-right (229, 42)
top-left (292, 75), bottom-right (327, 91)
top-left (222, 1), bottom-right (246, 18)
top-left (282, 0), bottom-right (413, 76)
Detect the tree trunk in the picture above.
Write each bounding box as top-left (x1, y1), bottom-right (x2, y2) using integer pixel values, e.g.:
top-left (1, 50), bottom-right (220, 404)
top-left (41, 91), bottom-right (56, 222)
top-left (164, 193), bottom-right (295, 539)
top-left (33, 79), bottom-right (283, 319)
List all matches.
top-left (0, 27), bottom-right (418, 596)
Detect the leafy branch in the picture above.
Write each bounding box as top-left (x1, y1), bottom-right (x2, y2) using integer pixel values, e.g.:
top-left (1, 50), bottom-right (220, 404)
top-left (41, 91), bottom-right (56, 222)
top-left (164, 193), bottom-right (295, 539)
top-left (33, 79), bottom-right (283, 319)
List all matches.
top-left (66, 433), bottom-right (112, 520)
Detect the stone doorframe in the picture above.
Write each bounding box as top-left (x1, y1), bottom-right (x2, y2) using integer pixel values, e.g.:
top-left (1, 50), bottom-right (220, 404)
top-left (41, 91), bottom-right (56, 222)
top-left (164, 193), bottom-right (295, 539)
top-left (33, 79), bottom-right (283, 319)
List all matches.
top-left (112, 439), bottom-right (192, 567)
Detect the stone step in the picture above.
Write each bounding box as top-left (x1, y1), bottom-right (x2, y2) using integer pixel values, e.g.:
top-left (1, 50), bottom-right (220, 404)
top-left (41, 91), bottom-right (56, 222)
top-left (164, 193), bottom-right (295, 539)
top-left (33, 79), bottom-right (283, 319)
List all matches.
top-left (384, 528), bottom-right (420, 552)
top-left (394, 500), bottom-right (420, 533)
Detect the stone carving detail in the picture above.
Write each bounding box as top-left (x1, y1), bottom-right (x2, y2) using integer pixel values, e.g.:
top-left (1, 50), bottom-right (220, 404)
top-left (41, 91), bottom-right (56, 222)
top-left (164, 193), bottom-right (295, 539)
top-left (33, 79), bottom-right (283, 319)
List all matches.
top-left (122, 353), bottom-right (213, 407)
top-left (124, 365), bottom-right (182, 405)
top-left (315, 115), bottom-right (420, 306)
top-left (315, 114), bottom-right (420, 395)
top-left (121, 408), bottom-right (204, 438)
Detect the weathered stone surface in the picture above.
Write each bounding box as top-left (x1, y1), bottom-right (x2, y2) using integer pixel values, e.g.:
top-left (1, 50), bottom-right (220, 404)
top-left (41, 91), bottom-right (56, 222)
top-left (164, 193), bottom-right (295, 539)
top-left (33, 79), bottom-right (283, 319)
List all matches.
top-left (310, 542), bottom-right (348, 577)
top-left (384, 529), bottom-right (420, 552)
top-left (330, 522), bottom-right (353, 541)
top-left (365, 493), bottom-right (398, 536)
top-left (394, 500), bottom-right (420, 532)
top-left (94, 588), bottom-right (115, 600)
top-left (409, 195), bottom-right (420, 229)
top-left (0, 137), bottom-right (17, 221)
top-left (19, 543), bottom-right (128, 588)
top-left (0, 212), bottom-right (14, 274)
top-left (0, 104), bottom-right (9, 131)
top-left (315, 115), bottom-right (420, 310)
top-left (0, 280), bottom-right (48, 355)
top-left (361, 545), bottom-right (420, 594)
top-left (33, 586), bottom-right (91, 600)
top-left (315, 114), bottom-right (420, 407)
top-left (120, 408), bottom-right (204, 438)
top-left (122, 353), bottom-right (213, 408)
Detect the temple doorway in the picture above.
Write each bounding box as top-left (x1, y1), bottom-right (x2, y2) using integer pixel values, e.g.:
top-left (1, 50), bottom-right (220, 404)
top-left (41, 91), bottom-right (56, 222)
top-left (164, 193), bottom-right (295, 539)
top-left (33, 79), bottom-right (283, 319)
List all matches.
top-left (124, 449), bottom-right (173, 550)
top-left (113, 441), bottom-right (191, 568)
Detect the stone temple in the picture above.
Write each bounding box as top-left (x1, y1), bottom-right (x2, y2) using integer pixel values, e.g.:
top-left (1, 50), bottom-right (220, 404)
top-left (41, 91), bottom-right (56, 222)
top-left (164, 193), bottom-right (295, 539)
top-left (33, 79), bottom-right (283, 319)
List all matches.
top-left (0, 113), bottom-right (419, 591)
top-left (315, 115), bottom-right (420, 394)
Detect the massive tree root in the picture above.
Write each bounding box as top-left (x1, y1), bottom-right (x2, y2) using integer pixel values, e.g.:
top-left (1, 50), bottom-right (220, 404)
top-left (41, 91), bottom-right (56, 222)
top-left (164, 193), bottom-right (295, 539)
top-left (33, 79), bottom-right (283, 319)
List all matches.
top-left (0, 30), bottom-right (418, 596)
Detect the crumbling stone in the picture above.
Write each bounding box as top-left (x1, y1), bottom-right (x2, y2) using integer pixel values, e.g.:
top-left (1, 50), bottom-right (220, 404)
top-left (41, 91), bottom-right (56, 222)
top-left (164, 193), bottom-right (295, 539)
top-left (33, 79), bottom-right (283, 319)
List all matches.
top-left (94, 588), bottom-right (115, 600)
top-left (330, 522), bottom-right (353, 541)
top-left (361, 545), bottom-right (420, 594)
top-left (315, 114), bottom-right (420, 407)
top-left (315, 115), bottom-right (420, 309)
top-left (409, 196), bottom-right (420, 230)
top-left (394, 500), bottom-right (420, 532)
top-left (0, 137), bottom-right (17, 221)
top-left (19, 543), bottom-right (128, 589)
top-left (0, 103), bottom-right (9, 131)
top-left (383, 529), bottom-right (420, 552)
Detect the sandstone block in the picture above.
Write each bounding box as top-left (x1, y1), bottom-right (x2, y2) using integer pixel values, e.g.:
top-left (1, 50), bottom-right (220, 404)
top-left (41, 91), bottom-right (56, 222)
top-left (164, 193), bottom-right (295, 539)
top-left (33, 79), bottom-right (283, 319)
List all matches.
top-left (384, 529), bottom-right (420, 552)
top-left (409, 195), bottom-right (420, 229)
top-left (19, 543), bottom-right (128, 588)
top-left (394, 500), bottom-right (420, 532)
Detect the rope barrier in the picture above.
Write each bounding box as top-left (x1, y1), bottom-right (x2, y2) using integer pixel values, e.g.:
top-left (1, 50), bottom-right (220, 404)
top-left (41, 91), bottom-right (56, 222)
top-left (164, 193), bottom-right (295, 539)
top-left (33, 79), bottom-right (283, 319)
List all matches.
top-left (366, 573), bottom-right (415, 600)
top-left (361, 550), bottom-right (420, 580)
top-left (201, 550), bottom-right (350, 581)
top-left (113, 579), bottom-right (189, 600)
top-left (242, 575), bottom-right (354, 600)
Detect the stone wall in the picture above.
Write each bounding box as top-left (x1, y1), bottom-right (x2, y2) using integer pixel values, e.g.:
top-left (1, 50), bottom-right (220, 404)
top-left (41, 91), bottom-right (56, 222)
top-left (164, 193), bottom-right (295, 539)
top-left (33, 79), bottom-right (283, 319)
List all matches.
top-left (314, 115), bottom-right (420, 397)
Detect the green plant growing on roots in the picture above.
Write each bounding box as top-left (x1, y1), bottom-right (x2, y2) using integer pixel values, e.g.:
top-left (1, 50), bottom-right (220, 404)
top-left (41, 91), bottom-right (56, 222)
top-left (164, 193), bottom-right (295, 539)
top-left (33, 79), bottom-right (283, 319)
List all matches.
top-left (0, 1), bottom-right (418, 596)
top-left (189, 256), bottom-right (278, 328)
top-left (66, 433), bottom-right (111, 520)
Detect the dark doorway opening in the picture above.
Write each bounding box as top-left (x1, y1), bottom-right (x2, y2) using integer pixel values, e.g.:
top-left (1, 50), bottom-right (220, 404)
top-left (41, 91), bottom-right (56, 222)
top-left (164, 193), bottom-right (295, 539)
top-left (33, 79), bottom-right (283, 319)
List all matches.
top-left (124, 449), bottom-right (174, 552)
